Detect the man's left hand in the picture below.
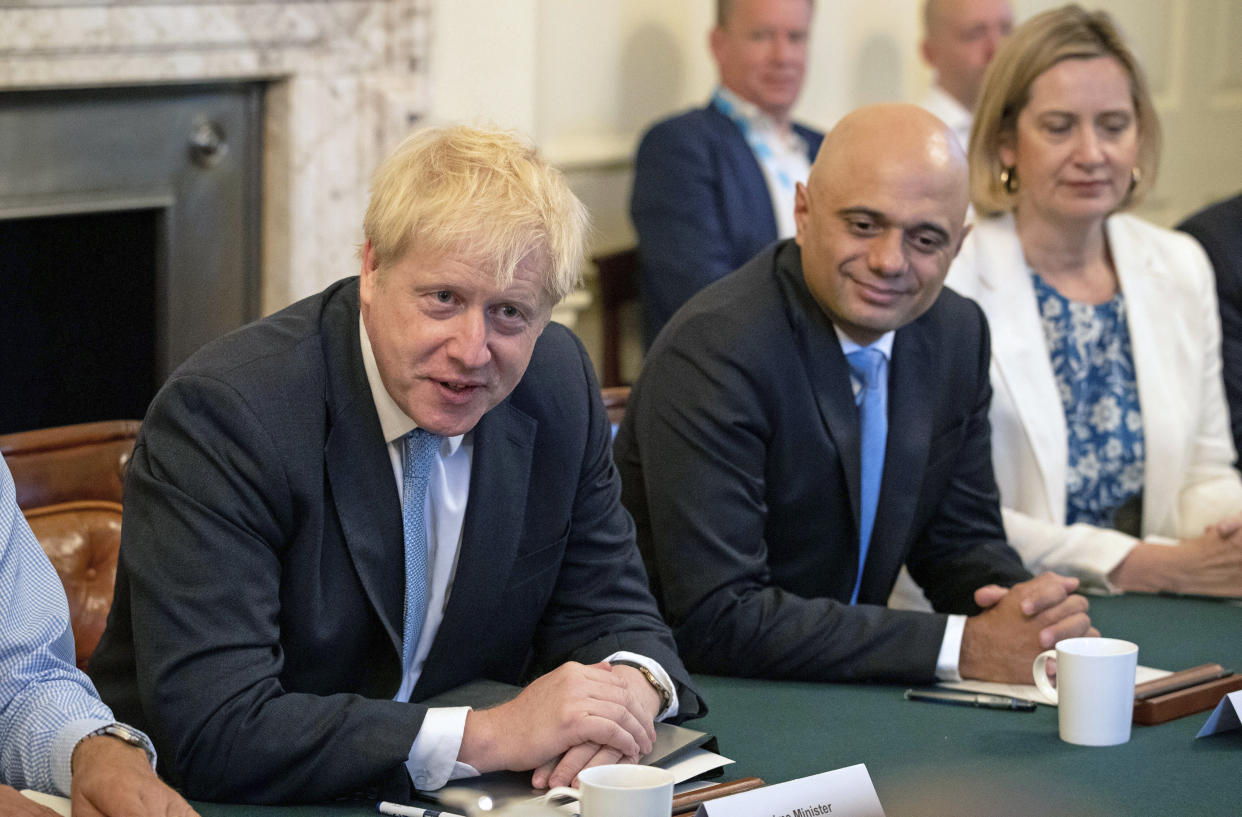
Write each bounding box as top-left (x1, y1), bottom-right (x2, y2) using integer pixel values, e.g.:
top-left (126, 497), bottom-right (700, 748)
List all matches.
top-left (960, 572), bottom-right (1098, 683)
top-left (531, 663), bottom-right (661, 790)
top-left (71, 735), bottom-right (199, 817)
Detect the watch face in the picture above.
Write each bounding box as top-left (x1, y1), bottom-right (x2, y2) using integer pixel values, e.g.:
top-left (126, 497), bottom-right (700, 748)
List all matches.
top-left (92, 724), bottom-right (154, 761)
top-left (97, 725), bottom-right (135, 744)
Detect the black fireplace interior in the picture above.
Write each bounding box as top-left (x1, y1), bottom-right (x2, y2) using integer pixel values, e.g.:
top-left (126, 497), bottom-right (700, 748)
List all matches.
top-left (0, 210), bottom-right (159, 434)
top-left (0, 82), bottom-right (263, 436)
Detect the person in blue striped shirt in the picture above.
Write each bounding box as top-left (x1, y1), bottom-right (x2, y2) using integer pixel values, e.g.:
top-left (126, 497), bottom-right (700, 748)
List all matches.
top-left (0, 455), bottom-right (195, 817)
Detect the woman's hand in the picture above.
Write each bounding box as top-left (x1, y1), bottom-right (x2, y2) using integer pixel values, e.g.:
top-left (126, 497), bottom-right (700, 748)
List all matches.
top-left (1109, 533), bottom-right (1242, 596)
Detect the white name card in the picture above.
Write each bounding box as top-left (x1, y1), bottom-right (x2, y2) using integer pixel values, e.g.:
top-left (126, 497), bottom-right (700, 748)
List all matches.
top-left (696, 764), bottom-right (885, 817)
top-left (1196, 690), bottom-right (1242, 737)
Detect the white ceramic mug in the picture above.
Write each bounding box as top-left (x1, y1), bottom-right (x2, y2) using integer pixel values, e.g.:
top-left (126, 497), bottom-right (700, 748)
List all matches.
top-left (1032, 636), bottom-right (1138, 746)
top-left (543, 764), bottom-right (674, 817)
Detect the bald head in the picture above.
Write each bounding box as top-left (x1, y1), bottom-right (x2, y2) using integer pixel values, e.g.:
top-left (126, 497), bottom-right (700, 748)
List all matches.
top-left (922, 0), bottom-right (1014, 110)
top-left (809, 103), bottom-right (969, 224)
top-left (794, 104), bottom-right (970, 344)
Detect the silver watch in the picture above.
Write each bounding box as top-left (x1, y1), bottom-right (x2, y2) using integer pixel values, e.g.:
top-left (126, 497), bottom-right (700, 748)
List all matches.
top-left (84, 723), bottom-right (156, 766)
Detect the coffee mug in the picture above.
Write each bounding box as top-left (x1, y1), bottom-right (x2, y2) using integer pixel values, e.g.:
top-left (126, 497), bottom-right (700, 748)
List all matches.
top-left (1032, 636), bottom-right (1138, 746)
top-left (543, 764), bottom-right (675, 817)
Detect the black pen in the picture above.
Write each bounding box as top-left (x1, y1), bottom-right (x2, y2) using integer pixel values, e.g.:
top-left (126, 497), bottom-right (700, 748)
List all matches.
top-left (904, 688), bottom-right (1037, 711)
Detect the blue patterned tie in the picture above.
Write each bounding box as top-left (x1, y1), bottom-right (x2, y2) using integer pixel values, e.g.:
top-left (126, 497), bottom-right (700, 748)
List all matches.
top-left (401, 428), bottom-right (440, 671)
top-left (712, 89), bottom-right (797, 198)
top-left (846, 348), bottom-right (888, 605)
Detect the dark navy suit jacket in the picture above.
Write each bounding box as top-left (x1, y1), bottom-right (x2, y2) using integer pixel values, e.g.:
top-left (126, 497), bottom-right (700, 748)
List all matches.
top-left (630, 103), bottom-right (823, 344)
top-left (614, 241), bottom-right (1030, 682)
top-left (1179, 192), bottom-right (1242, 463)
top-left (90, 278), bottom-right (701, 803)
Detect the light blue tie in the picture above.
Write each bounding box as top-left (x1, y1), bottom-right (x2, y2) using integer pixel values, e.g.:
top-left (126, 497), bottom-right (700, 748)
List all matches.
top-left (846, 348), bottom-right (888, 605)
top-left (401, 428), bottom-right (440, 671)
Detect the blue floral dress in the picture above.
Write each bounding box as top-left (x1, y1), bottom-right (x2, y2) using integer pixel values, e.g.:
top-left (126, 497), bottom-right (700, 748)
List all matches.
top-left (1032, 273), bottom-right (1145, 532)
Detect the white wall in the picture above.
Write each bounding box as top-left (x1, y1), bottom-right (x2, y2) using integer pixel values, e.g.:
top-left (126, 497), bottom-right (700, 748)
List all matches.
top-left (427, 0), bottom-right (539, 133)
top-left (429, 1), bottom-right (938, 244)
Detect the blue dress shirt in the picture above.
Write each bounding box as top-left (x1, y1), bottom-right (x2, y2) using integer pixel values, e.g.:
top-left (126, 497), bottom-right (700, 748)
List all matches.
top-left (0, 455), bottom-right (125, 796)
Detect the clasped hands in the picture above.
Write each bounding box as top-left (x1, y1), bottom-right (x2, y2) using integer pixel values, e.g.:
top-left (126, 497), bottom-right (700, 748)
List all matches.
top-left (1108, 511), bottom-right (1242, 596)
top-left (960, 572), bottom-right (1098, 684)
top-left (1190, 512), bottom-right (1242, 596)
top-left (459, 661), bottom-right (661, 790)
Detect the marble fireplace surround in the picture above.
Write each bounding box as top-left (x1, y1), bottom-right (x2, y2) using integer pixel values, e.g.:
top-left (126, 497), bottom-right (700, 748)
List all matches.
top-left (0, 0), bottom-right (428, 316)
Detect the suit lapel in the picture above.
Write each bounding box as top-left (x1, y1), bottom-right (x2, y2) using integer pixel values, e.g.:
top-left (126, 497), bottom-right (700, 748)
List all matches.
top-left (777, 250), bottom-right (864, 539)
top-left (321, 282), bottom-right (405, 659)
top-left (974, 216), bottom-right (1067, 518)
top-left (1108, 216), bottom-right (1177, 530)
top-left (415, 399), bottom-right (536, 695)
top-left (709, 103), bottom-right (780, 243)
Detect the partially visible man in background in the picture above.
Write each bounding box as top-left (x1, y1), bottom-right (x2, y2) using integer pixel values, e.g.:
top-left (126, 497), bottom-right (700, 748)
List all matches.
top-left (631, 0), bottom-right (822, 345)
top-left (918, 0), bottom-right (1014, 147)
top-left (0, 455), bottom-right (196, 817)
top-left (1179, 191), bottom-right (1242, 464)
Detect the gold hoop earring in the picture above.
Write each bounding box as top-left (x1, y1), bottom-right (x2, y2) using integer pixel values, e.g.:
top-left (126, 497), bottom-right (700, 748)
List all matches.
top-left (1129, 166), bottom-right (1142, 191)
top-left (1000, 166), bottom-right (1019, 194)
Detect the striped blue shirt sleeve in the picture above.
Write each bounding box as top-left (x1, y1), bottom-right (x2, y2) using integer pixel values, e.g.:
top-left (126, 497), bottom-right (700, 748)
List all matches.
top-left (0, 455), bottom-right (115, 796)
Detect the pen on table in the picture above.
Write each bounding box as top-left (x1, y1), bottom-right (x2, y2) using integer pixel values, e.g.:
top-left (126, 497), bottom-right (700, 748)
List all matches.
top-left (904, 688), bottom-right (1037, 712)
top-left (378, 801), bottom-right (466, 817)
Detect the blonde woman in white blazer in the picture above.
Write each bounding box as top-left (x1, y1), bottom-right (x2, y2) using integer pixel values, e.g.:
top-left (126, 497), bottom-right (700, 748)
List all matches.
top-left (892, 7), bottom-right (1242, 610)
top-left (947, 211), bottom-right (1242, 589)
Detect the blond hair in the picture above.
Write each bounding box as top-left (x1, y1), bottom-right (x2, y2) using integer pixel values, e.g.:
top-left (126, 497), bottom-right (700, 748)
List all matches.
top-left (362, 125), bottom-right (589, 304)
top-left (968, 4), bottom-right (1160, 215)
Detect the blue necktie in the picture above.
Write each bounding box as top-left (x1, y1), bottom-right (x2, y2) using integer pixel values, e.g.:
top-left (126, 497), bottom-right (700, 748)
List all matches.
top-left (846, 348), bottom-right (888, 605)
top-left (401, 428), bottom-right (440, 671)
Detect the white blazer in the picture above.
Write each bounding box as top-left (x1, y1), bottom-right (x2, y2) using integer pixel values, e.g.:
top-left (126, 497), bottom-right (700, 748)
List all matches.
top-left (948, 212), bottom-right (1242, 587)
top-left (890, 212), bottom-right (1242, 611)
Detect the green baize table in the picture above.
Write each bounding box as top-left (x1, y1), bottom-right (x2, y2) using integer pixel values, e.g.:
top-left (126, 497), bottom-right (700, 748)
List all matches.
top-left (195, 594), bottom-right (1241, 817)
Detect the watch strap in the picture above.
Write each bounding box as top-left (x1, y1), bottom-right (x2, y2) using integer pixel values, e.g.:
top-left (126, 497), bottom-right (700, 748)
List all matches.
top-left (82, 723), bottom-right (157, 767)
top-left (611, 660), bottom-right (672, 715)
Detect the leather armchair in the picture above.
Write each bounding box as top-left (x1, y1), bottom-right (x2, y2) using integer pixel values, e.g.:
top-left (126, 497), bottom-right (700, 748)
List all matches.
top-left (0, 420), bottom-right (139, 669)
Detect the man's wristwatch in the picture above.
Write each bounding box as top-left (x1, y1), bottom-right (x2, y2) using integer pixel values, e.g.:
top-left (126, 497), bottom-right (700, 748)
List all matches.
top-left (80, 724), bottom-right (157, 767)
top-left (611, 660), bottom-right (672, 714)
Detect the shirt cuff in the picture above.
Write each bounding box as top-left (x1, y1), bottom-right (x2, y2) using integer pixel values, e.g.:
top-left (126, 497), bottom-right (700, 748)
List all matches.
top-left (936, 615), bottom-right (966, 682)
top-left (406, 707), bottom-right (479, 791)
top-left (55, 719), bottom-right (156, 798)
top-left (605, 650), bottom-right (679, 720)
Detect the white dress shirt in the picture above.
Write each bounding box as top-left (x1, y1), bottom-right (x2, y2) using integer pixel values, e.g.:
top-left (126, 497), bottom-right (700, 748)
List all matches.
top-left (714, 86), bottom-right (812, 240)
top-left (835, 326), bottom-right (964, 681)
top-left (359, 320), bottom-right (678, 791)
top-left (918, 84), bottom-right (973, 151)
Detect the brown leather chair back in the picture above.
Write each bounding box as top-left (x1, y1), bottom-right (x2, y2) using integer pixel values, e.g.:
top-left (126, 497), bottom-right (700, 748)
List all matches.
top-left (0, 420), bottom-right (140, 669)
